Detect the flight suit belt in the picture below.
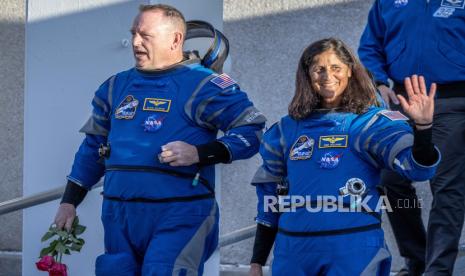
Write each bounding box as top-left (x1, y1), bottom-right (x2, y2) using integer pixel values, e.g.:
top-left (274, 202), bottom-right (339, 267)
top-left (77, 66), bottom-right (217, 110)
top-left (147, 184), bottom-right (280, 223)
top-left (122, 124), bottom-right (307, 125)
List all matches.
top-left (278, 223), bottom-right (381, 237)
top-left (102, 193), bottom-right (215, 203)
top-left (293, 200), bottom-right (382, 221)
top-left (394, 81), bottom-right (465, 98)
top-left (105, 164), bottom-right (213, 193)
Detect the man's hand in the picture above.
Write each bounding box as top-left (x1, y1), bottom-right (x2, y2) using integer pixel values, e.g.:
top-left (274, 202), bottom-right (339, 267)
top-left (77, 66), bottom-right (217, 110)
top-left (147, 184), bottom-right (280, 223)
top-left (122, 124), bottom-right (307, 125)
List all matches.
top-left (378, 84), bottom-right (399, 109)
top-left (159, 141), bottom-right (199, 166)
top-left (249, 263), bottom-right (263, 276)
top-left (54, 203), bottom-right (76, 231)
top-left (397, 75), bottom-right (436, 128)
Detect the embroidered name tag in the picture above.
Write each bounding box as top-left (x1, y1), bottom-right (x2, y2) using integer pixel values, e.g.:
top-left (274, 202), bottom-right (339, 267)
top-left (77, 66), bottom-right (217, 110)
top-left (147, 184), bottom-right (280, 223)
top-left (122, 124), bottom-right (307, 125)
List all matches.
top-left (319, 135), bottom-right (348, 148)
top-left (143, 98), bottom-right (171, 112)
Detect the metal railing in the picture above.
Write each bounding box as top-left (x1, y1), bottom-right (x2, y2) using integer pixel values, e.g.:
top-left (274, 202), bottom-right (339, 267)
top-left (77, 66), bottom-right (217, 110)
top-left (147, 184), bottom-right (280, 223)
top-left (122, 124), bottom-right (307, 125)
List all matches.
top-left (0, 182), bottom-right (255, 247)
top-left (0, 182), bottom-right (102, 216)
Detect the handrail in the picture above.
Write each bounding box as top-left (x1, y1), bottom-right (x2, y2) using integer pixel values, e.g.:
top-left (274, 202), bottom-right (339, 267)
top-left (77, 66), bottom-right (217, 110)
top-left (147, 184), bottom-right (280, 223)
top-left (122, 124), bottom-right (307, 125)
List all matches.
top-left (0, 181), bottom-right (255, 247)
top-left (219, 224), bottom-right (256, 247)
top-left (0, 182), bottom-right (103, 216)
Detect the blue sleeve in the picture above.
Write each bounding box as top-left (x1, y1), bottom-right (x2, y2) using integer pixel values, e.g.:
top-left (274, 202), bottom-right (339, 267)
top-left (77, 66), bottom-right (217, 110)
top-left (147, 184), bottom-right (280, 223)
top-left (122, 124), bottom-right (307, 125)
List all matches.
top-left (67, 76), bottom-right (114, 189)
top-left (352, 109), bottom-right (440, 181)
top-left (187, 75), bottom-right (266, 162)
top-left (358, 0), bottom-right (389, 85)
top-left (251, 122), bottom-right (287, 228)
top-left (255, 182), bottom-right (280, 228)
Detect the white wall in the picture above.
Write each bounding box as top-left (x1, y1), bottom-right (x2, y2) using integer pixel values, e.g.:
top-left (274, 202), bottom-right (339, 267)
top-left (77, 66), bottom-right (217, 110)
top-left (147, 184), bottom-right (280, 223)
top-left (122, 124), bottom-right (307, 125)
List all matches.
top-left (23, 0), bottom-right (223, 275)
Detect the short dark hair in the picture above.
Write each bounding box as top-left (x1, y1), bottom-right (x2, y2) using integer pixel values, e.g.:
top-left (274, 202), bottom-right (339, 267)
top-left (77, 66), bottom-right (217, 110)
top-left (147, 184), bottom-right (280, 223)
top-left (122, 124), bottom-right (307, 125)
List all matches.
top-left (139, 4), bottom-right (186, 37)
top-left (289, 38), bottom-right (376, 120)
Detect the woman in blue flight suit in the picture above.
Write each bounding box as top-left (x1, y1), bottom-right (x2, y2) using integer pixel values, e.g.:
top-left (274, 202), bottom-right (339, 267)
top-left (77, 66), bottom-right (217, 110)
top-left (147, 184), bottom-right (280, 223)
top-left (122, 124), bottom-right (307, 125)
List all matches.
top-left (249, 38), bottom-right (440, 276)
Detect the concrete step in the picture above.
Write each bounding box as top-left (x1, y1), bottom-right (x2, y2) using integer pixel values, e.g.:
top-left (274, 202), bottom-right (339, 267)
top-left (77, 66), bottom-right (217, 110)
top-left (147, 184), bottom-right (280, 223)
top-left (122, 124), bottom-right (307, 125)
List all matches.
top-left (3, 253), bottom-right (465, 276)
top-left (0, 251), bottom-right (21, 276)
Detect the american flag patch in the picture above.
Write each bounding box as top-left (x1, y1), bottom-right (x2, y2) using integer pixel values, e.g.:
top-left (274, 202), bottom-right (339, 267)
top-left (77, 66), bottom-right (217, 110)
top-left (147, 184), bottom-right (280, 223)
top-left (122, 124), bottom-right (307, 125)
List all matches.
top-left (210, 73), bottom-right (236, 89)
top-left (380, 110), bottom-right (409, 121)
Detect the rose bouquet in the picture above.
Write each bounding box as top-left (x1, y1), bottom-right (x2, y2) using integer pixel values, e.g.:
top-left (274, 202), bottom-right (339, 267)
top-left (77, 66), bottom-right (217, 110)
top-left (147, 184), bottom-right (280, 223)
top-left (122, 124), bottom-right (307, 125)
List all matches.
top-left (36, 217), bottom-right (86, 276)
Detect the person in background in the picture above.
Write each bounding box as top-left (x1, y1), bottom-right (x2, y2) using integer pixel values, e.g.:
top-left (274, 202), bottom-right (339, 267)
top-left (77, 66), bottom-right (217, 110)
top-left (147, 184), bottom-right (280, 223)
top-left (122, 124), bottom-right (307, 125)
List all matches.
top-left (359, 1), bottom-right (465, 274)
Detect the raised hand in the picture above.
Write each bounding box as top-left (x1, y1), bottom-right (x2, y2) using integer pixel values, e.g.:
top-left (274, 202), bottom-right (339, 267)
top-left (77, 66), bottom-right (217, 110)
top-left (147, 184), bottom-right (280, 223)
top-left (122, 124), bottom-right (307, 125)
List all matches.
top-left (397, 75), bottom-right (436, 126)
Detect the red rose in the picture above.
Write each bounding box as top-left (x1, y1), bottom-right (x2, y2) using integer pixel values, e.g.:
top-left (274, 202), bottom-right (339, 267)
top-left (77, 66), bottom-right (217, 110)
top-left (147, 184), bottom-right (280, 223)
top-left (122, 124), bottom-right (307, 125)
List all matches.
top-left (35, 255), bottom-right (55, 271)
top-left (49, 262), bottom-right (68, 276)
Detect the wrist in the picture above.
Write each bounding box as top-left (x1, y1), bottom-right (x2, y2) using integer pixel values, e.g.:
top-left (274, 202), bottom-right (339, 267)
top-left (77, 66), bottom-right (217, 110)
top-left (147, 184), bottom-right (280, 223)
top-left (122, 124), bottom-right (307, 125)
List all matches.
top-left (414, 121), bottom-right (433, 130)
top-left (415, 124), bottom-right (432, 130)
top-left (195, 141), bottom-right (230, 165)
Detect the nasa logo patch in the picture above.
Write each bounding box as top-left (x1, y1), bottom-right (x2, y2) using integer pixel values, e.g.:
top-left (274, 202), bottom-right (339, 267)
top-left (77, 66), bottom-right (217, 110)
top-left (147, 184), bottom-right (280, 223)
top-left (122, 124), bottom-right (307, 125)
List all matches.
top-left (143, 115), bottom-right (165, 132)
top-left (318, 152), bottom-right (343, 169)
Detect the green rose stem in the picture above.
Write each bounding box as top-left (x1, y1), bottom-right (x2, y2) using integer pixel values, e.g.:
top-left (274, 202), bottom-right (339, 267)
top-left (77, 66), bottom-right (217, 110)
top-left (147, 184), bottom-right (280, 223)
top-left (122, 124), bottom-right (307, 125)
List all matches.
top-left (39, 216), bottom-right (86, 264)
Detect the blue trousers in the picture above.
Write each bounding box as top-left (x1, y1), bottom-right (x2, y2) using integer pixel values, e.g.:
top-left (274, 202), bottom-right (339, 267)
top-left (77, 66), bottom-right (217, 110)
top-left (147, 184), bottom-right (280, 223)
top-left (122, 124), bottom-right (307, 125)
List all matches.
top-left (272, 229), bottom-right (391, 276)
top-left (95, 198), bottom-right (218, 276)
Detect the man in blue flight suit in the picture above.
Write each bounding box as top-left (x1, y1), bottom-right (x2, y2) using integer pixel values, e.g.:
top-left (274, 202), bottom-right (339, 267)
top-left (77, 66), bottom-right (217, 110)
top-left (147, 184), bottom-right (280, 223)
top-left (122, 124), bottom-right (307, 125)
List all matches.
top-left (52, 4), bottom-right (266, 275)
top-left (359, 1), bottom-right (465, 275)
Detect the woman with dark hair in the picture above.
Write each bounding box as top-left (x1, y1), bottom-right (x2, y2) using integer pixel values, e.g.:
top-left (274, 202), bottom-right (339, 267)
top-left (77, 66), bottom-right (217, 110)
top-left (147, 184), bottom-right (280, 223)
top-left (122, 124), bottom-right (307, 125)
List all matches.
top-left (249, 38), bottom-right (440, 276)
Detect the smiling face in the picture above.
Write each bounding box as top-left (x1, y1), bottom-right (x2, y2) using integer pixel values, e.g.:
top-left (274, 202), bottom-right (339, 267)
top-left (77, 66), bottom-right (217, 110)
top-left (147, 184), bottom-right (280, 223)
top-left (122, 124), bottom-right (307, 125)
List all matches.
top-left (131, 10), bottom-right (183, 70)
top-left (309, 50), bottom-right (352, 108)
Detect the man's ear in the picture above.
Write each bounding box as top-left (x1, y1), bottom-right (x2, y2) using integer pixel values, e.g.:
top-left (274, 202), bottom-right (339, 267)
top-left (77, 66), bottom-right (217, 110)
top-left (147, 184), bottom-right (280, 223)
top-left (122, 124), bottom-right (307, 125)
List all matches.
top-left (172, 32), bottom-right (183, 50)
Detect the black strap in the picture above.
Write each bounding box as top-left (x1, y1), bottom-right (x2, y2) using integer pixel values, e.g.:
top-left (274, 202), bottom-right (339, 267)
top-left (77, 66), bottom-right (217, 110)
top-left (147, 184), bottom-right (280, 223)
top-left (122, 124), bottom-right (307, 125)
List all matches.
top-left (103, 193), bottom-right (214, 203)
top-left (105, 165), bottom-right (214, 193)
top-left (278, 223), bottom-right (381, 237)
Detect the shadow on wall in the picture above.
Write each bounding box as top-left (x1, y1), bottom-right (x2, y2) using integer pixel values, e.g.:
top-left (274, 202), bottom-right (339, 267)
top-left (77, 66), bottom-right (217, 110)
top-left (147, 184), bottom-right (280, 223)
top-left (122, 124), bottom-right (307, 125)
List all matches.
top-left (218, 0), bottom-right (408, 270)
top-left (0, 16), bottom-right (25, 276)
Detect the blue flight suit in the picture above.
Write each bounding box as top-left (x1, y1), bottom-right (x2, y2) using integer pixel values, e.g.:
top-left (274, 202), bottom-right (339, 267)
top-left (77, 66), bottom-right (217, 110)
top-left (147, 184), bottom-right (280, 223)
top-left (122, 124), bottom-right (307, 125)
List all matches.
top-left (359, 1), bottom-right (465, 274)
top-left (68, 57), bottom-right (266, 275)
top-left (252, 108), bottom-right (440, 275)
top-left (358, 0), bottom-right (465, 88)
